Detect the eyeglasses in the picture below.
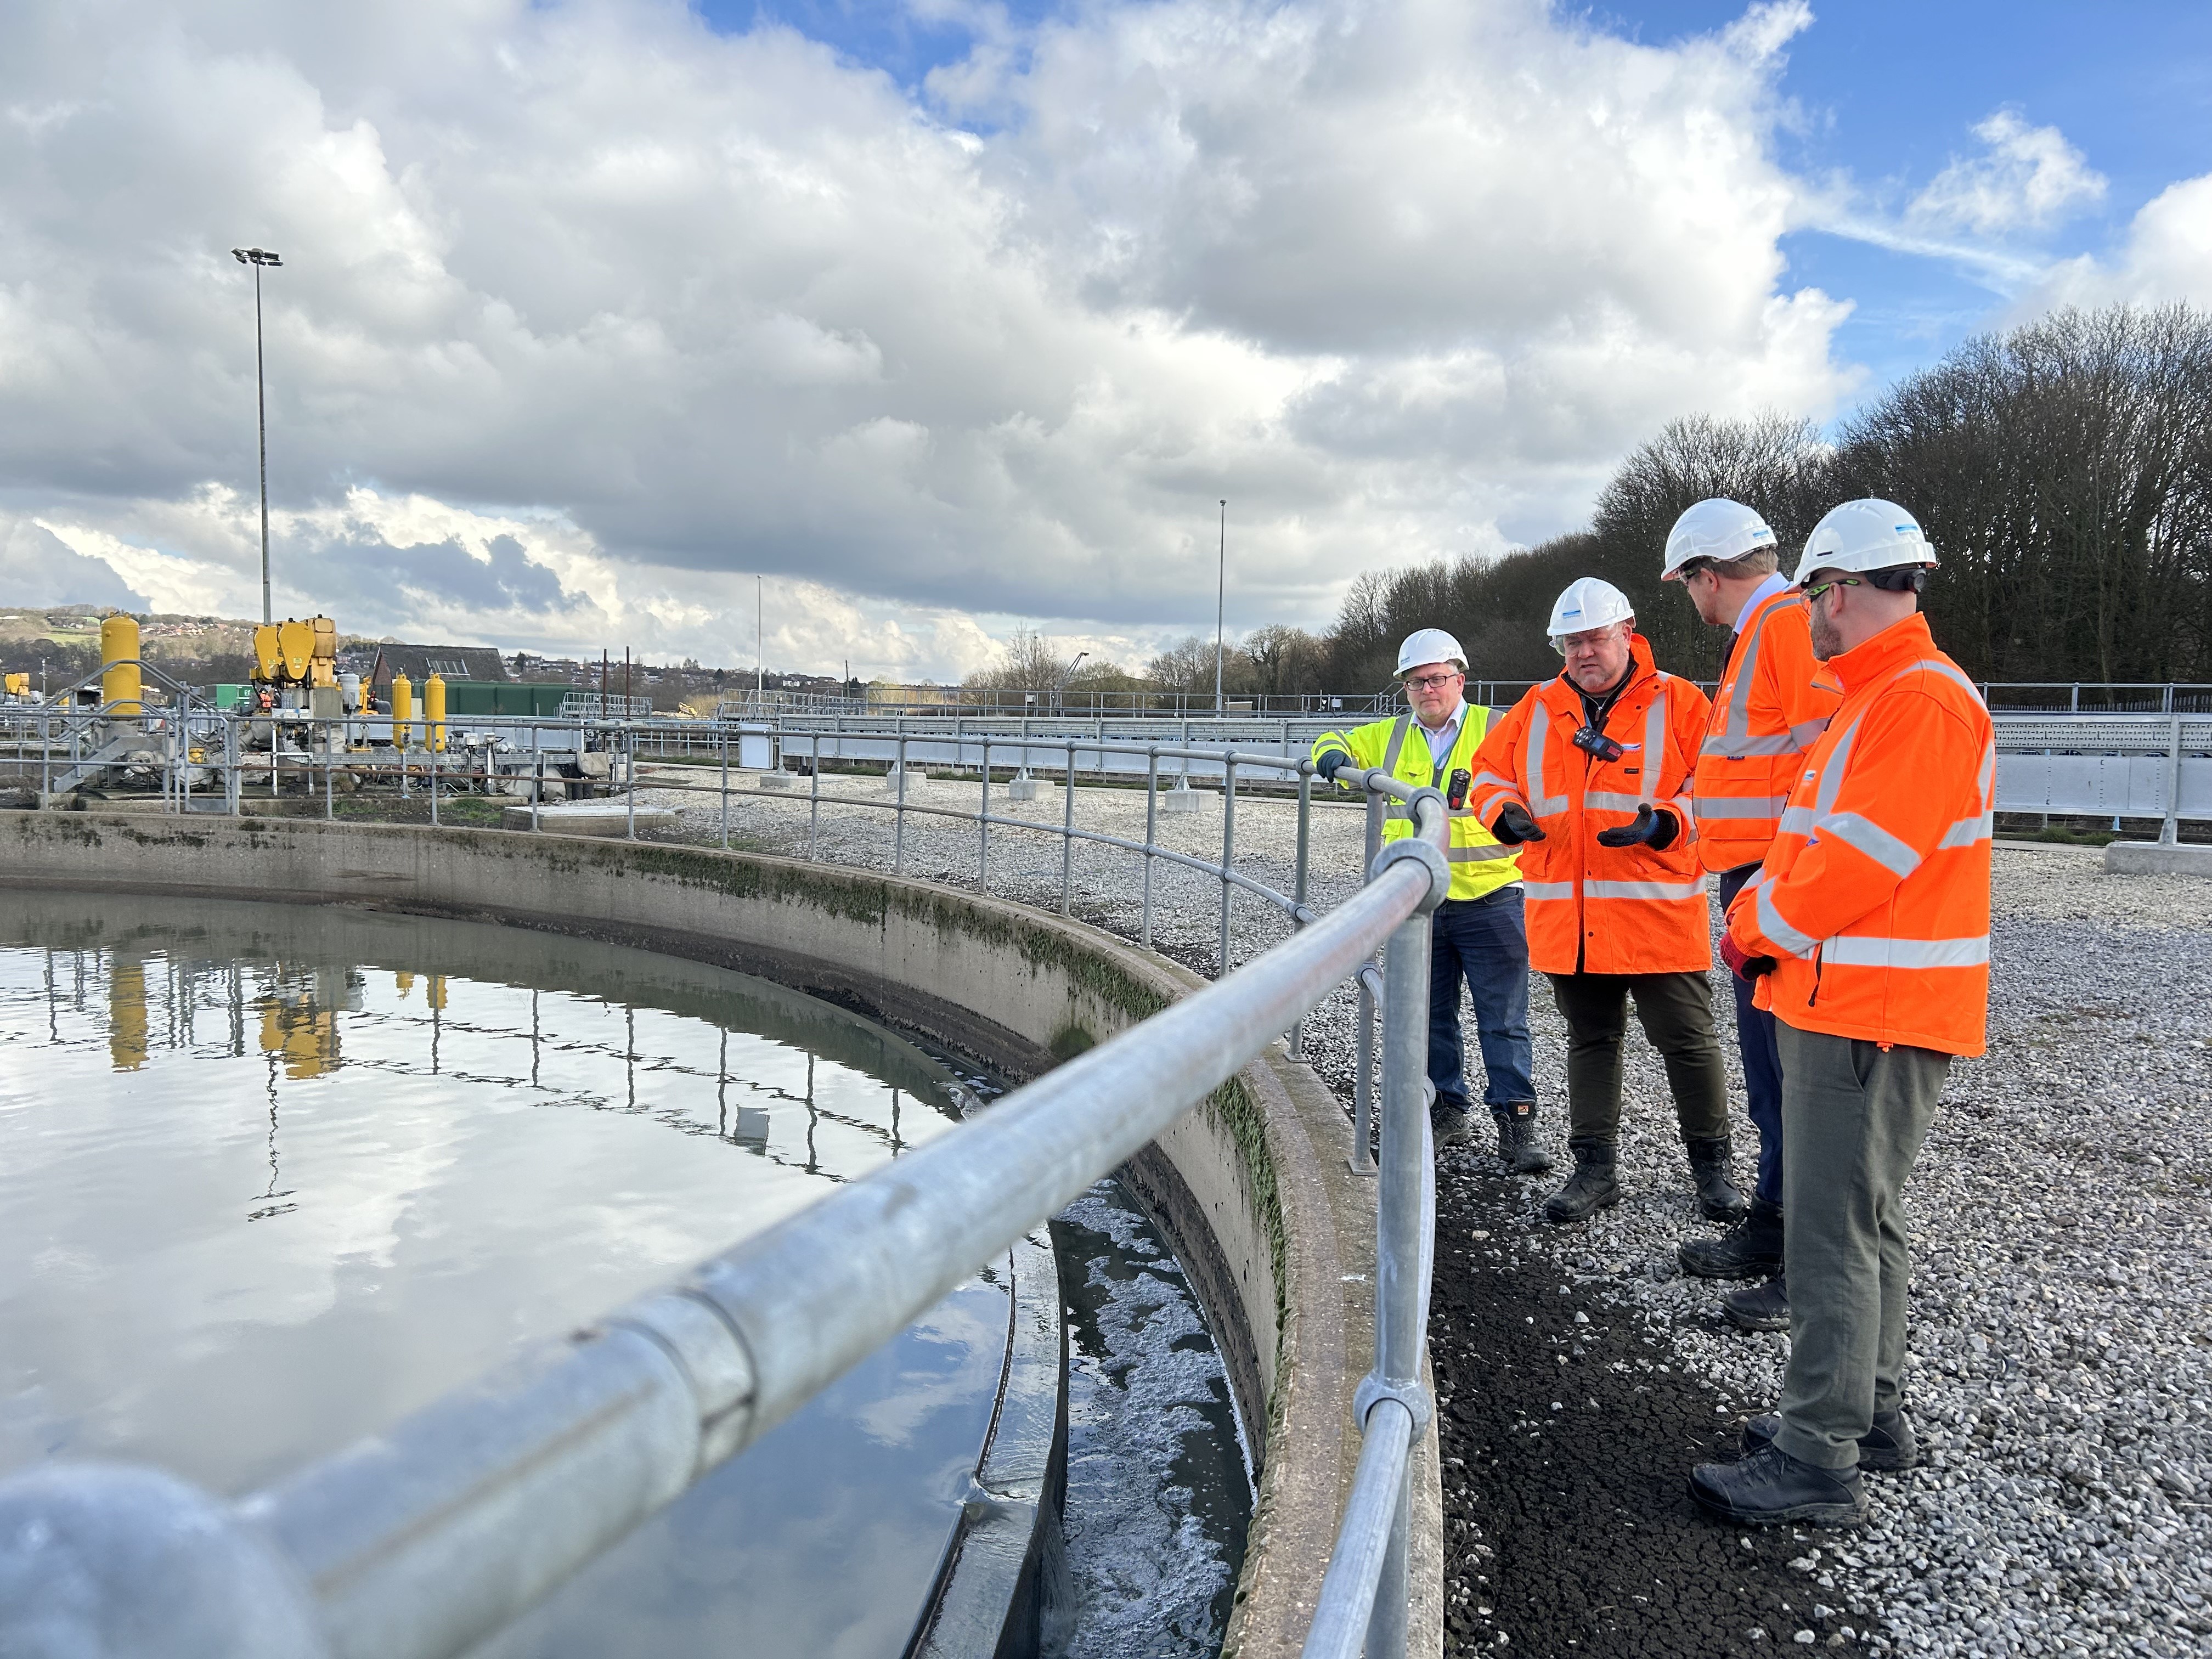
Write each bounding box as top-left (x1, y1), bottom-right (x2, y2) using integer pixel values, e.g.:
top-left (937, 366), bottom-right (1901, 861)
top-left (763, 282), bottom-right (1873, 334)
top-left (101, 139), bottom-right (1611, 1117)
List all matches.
top-left (1403, 671), bottom-right (1463, 692)
top-left (1802, 577), bottom-right (1866, 603)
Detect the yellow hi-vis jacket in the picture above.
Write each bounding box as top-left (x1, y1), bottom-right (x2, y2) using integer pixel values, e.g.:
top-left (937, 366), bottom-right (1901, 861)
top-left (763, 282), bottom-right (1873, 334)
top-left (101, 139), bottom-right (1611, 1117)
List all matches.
top-left (1311, 705), bottom-right (1522, 901)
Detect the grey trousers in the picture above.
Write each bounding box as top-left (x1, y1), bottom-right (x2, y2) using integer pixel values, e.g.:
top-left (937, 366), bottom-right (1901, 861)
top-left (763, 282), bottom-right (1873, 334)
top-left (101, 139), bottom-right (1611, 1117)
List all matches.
top-left (1773, 1022), bottom-right (1950, 1470)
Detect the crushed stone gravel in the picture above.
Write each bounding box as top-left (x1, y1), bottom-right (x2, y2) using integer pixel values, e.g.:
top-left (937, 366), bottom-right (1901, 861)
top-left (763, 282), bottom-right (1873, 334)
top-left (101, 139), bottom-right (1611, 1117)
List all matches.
top-left (627, 775), bottom-right (2212, 1657)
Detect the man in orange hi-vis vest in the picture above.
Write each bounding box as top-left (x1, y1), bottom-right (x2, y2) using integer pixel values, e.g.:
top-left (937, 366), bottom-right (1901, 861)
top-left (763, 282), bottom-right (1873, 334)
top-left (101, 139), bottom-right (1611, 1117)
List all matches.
top-left (1689, 499), bottom-right (1993, 1528)
top-left (1662, 500), bottom-right (1842, 1338)
top-left (1468, 578), bottom-right (1746, 1233)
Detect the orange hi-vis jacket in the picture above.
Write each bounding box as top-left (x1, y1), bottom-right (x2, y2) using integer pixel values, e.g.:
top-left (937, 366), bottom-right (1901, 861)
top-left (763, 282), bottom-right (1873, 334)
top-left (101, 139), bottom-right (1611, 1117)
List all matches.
top-left (1695, 584), bottom-right (1842, 874)
top-left (1468, 636), bottom-right (1713, 977)
top-left (1727, 613), bottom-right (1994, 1057)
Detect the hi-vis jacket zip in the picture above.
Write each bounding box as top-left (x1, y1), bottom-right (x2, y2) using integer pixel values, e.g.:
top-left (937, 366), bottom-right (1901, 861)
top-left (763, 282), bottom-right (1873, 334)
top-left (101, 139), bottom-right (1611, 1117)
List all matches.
top-left (1310, 703), bottom-right (1522, 902)
top-left (1466, 636), bottom-right (1712, 977)
top-left (1728, 612), bottom-right (1994, 1057)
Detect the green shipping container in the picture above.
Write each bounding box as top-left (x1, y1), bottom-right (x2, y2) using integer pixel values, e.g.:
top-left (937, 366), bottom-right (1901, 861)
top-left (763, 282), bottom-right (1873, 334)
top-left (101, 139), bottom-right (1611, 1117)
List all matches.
top-left (438, 681), bottom-right (574, 718)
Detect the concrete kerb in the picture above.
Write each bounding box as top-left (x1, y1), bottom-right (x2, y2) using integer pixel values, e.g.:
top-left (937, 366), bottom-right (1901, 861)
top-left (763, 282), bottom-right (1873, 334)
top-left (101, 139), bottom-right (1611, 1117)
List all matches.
top-left (2104, 839), bottom-right (2212, 877)
top-left (0, 811), bottom-right (1442, 1659)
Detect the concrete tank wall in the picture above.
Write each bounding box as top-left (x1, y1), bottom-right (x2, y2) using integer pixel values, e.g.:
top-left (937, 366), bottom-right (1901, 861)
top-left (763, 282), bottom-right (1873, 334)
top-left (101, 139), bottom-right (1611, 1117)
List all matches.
top-left (0, 811), bottom-right (1441, 1658)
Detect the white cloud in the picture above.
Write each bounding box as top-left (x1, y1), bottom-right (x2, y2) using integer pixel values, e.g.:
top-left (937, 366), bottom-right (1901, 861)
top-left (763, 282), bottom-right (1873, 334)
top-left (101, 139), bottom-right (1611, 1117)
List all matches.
top-left (2025, 173), bottom-right (2212, 313)
top-left (0, 1), bottom-right (1859, 678)
top-left (1908, 109), bottom-right (2106, 237)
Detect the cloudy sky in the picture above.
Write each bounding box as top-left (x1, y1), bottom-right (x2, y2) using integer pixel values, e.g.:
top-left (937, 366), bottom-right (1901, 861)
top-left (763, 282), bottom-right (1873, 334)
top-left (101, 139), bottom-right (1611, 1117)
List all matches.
top-left (1, 1), bottom-right (2207, 679)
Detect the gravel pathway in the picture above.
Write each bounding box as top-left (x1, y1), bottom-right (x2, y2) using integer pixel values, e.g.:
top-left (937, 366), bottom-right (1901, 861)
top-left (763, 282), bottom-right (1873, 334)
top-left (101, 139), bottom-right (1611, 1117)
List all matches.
top-left (630, 771), bottom-right (2212, 1657)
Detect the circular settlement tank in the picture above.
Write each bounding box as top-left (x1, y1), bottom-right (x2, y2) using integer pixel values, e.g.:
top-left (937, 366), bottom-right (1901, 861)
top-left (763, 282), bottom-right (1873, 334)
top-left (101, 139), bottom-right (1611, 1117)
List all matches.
top-left (0, 891), bottom-right (1039, 1655)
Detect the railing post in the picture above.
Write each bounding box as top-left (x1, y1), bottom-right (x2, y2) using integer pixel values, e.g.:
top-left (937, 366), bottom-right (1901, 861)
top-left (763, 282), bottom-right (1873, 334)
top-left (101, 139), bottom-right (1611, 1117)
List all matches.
top-left (1352, 789), bottom-right (1387, 1173)
top-left (978, 737), bottom-right (991, 888)
top-left (1290, 764), bottom-right (1312, 1060)
top-left (809, 733), bottom-right (821, 859)
top-left (2162, 715), bottom-right (2182, 847)
top-left (324, 720), bottom-right (334, 821)
top-left (1218, 754), bottom-right (1237, 977)
top-left (429, 732), bottom-right (439, 827)
top-left (1061, 740), bottom-right (1075, 916)
top-left (895, 733), bottom-right (909, 875)
top-left (1365, 878), bottom-right (1438, 1659)
top-left (720, 720), bottom-right (730, 850)
top-left (532, 724), bottom-right (543, 833)
top-left (1142, 748), bottom-right (1159, 949)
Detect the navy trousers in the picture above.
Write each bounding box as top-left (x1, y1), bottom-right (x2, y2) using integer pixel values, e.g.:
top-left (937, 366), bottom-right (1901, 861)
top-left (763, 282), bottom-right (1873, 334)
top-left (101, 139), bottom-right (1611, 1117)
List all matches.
top-left (1426, 886), bottom-right (1535, 1110)
top-left (1718, 862), bottom-right (1785, 1206)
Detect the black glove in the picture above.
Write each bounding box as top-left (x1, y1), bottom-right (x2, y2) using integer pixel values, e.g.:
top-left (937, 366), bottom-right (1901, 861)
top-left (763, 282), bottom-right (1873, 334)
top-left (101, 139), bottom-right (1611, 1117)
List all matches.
top-left (1595, 805), bottom-right (1678, 850)
top-left (1315, 748), bottom-right (1352, 782)
top-left (1491, 801), bottom-right (1545, 844)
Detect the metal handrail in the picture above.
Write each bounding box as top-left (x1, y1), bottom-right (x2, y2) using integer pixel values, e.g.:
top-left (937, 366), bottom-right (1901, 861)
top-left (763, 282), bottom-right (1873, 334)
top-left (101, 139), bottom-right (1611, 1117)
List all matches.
top-left (0, 754), bottom-right (1450, 1659)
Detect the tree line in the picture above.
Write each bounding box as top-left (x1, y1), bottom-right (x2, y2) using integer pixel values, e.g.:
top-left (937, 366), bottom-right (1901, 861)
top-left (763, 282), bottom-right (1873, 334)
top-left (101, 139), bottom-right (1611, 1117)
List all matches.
top-left (974, 302), bottom-right (2212, 698)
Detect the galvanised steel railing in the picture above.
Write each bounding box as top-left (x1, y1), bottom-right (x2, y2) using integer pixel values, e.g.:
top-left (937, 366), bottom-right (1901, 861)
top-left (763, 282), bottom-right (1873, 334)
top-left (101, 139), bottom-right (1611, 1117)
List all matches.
top-left (0, 708), bottom-right (1452, 1659)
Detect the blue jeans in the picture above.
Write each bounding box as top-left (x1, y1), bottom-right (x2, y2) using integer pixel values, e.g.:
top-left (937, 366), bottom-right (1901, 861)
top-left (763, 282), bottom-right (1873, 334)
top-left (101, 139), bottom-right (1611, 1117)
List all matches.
top-left (1719, 862), bottom-right (1785, 1206)
top-left (1427, 887), bottom-right (1534, 1110)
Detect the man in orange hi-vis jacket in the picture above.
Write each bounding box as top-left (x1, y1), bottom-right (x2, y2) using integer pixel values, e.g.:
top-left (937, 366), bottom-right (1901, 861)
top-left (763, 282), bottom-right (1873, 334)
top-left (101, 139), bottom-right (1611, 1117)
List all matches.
top-left (1662, 499), bottom-right (1843, 1337)
top-left (1468, 578), bottom-right (1746, 1232)
top-left (1689, 499), bottom-right (1993, 1529)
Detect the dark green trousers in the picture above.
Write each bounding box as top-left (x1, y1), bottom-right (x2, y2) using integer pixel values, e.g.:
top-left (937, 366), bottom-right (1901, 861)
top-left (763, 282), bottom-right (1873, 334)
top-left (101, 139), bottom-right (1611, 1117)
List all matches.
top-left (1773, 1022), bottom-right (1950, 1470)
top-left (1545, 969), bottom-right (1730, 1144)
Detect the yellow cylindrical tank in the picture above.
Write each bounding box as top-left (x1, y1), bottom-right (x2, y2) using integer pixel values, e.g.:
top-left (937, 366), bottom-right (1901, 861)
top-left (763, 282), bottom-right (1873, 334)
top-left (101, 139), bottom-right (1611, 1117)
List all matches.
top-left (109, 957), bottom-right (148, 1071)
top-left (391, 674), bottom-right (414, 749)
top-left (395, 969), bottom-right (416, 997)
top-left (425, 673), bottom-right (447, 753)
top-left (100, 616), bottom-right (142, 716)
top-left (427, 974), bottom-right (448, 1012)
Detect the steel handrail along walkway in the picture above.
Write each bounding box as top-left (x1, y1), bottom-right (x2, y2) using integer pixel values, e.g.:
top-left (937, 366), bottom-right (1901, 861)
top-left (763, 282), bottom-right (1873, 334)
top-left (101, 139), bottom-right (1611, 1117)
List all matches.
top-left (0, 740), bottom-right (1453, 1659)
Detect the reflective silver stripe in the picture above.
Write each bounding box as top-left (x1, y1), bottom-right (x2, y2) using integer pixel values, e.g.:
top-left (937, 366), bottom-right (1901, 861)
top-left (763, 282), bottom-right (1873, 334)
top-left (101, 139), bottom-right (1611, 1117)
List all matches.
top-left (1584, 791), bottom-right (1644, 811)
top-left (1379, 713), bottom-right (1413, 777)
top-left (1778, 805), bottom-right (1818, 834)
top-left (1820, 935), bottom-right (1990, 969)
top-left (1527, 703), bottom-right (1568, 815)
top-left (1669, 793), bottom-right (1697, 830)
top-left (1695, 796), bottom-right (1790, 819)
top-left (1639, 684), bottom-right (1668, 806)
top-left (1914, 660), bottom-right (1989, 709)
top-left (1447, 845), bottom-right (1517, 863)
top-left (1816, 811), bottom-right (1922, 879)
top-left (1976, 738), bottom-right (1995, 811)
top-left (1757, 879), bottom-right (1817, 956)
top-left (1718, 592), bottom-right (1783, 750)
top-left (1385, 804), bottom-right (1417, 821)
top-left (1937, 811), bottom-right (1994, 848)
top-left (1700, 731), bottom-right (1808, 758)
top-left (1521, 881), bottom-right (1576, 901)
top-left (1790, 718), bottom-right (1831, 749)
top-left (1585, 878), bottom-right (1705, 901)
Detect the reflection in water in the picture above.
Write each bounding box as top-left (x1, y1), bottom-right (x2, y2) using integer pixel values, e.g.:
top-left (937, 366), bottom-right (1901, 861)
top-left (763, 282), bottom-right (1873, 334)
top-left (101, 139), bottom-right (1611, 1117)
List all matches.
top-left (0, 892), bottom-right (1003, 1657)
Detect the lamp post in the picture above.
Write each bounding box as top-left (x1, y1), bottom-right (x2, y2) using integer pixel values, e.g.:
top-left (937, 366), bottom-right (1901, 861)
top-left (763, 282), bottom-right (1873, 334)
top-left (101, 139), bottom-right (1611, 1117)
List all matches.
top-left (757, 574), bottom-right (764, 694)
top-left (1214, 499), bottom-right (1227, 715)
top-left (231, 247), bottom-right (283, 626)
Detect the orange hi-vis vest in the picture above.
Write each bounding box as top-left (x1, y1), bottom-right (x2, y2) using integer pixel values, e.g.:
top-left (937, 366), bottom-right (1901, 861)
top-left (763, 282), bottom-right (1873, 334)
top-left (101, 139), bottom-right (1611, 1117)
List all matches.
top-left (1468, 636), bottom-right (1713, 977)
top-left (1694, 585), bottom-right (1841, 874)
top-left (1728, 613), bottom-right (1994, 1058)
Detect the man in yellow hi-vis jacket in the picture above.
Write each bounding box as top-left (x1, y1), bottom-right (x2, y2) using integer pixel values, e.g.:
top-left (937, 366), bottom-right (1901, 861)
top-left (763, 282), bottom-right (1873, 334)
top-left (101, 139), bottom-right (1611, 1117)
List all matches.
top-left (1312, 629), bottom-right (1548, 1172)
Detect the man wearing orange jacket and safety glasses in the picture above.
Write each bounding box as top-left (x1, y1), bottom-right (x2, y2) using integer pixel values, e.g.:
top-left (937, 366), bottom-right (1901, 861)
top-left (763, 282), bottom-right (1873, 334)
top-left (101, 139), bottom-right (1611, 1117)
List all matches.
top-left (1467, 579), bottom-right (1747, 1229)
top-left (1690, 500), bottom-right (1993, 1528)
top-left (1662, 499), bottom-right (1842, 1336)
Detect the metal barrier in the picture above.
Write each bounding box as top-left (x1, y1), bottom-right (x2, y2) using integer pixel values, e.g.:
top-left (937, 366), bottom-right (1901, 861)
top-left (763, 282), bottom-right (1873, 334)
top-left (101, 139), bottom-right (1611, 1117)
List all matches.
top-left (0, 711), bottom-right (1451, 1659)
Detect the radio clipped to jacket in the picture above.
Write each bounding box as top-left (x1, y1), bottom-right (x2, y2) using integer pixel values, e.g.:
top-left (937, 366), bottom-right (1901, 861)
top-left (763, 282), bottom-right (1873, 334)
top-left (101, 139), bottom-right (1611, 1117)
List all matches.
top-left (1571, 724), bottom-right (1626, 764)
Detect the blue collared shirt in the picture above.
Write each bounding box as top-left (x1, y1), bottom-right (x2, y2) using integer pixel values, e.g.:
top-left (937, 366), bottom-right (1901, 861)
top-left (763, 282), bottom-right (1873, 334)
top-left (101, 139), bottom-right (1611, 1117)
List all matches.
top-left (1418, 698), bottom-right (1467, 772)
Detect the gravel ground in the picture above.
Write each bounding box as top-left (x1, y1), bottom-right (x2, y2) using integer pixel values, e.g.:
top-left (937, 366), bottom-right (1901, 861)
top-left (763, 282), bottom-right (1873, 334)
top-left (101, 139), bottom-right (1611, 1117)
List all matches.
top-left (631, 771), bottom-right (2212, 1657)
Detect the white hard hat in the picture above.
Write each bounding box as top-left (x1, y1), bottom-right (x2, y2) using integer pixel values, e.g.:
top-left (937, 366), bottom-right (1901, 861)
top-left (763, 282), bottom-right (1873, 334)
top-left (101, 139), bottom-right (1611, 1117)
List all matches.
top-left (1791, 499), bottom-right (1938, 586)
top-left (1547, 578), bottom-right (1635, 653)
top-left (1395, 628), bottom-right (1467, 678)
top-left (1662, 498), bottom-right (1776, 581)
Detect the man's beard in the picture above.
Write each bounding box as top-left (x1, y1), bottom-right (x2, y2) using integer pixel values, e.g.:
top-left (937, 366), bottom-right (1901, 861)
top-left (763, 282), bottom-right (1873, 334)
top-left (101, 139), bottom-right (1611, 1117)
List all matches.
top-left (1809, 605), bottom-right (1841, 661)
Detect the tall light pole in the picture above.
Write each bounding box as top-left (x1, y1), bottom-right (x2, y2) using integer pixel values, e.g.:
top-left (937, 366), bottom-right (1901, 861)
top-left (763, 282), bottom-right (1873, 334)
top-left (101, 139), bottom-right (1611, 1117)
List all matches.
top-left (756, 574), bottom-right (764, 693)
top-left (232, 247), bottom-right (283, 625)
top-left (1214, 499), bottom-right (1227, 715)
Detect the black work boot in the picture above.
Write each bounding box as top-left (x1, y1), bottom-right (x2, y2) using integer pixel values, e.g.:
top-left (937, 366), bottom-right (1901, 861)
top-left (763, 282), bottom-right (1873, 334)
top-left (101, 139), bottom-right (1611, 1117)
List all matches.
top-left (1688, 1443), bottom-right (1868, 1527)
top-left (1492, 1101), bottom-right (1554, 1175)
top-left (1722, 1273), bottom-right (1790, 1332)
top-left (1684, 1135), bottom-right (1749, 1223)
top-left (1430, 1093), bottom-right (1477, 1150)
top-left (1679, 1197), bottom-right (1784, 1279)
top-left (1543, 1138), bottom-right (1618, 1223)
top-left (1742, 1409), bottom-right (1918, 1472)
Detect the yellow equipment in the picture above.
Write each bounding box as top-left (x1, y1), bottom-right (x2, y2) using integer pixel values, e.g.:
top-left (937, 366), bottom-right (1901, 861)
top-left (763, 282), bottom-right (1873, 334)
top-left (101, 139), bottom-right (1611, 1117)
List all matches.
top-left (425, 673), bottom-right (447, 753)
top-left (3, 672), bottom-right (28, 697)
top-left (250, 614), bottom-right (340, 692)
top-left (100, 616), bottom-right (143, 716)
top-left (109, 957), bottom-right (148, 1072)
top-left (391, 674), bottom-right (414, 748)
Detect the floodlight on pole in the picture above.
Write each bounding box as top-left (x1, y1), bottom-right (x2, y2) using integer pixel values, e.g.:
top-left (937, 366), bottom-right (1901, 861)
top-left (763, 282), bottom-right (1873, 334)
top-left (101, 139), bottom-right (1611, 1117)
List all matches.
top-left (232, 247), bottom-right (283, 626)
top-left (1214, 499), bottom-right (1227, 715)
